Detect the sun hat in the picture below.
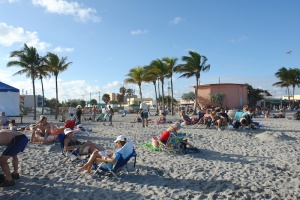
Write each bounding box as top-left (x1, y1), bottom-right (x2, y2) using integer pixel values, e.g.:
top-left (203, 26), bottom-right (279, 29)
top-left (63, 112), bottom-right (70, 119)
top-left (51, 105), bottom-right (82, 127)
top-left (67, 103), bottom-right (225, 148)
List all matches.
top-left (64, 128), bottom-right (73, 135)
top-left (114, 135), bottom-right (127, 143)
top-left (77, 105), bottom-right (82, 109)
top-left (171, 122), bottom-right (183, 129)
top-left (77, 124), bottom-right (83, 128)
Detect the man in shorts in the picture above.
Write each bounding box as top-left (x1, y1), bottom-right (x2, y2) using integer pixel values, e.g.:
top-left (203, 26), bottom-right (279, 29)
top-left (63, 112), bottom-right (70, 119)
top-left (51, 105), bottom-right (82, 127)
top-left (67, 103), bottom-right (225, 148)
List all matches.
top-left (0, 130), bottom-right (29, 187)
top-left (139, 102), bottom-right (149, 127)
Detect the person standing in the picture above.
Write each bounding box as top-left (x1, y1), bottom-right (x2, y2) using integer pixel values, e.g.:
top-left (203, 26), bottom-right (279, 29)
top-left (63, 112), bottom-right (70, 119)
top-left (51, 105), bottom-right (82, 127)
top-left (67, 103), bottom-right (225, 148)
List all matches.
top-left (0, 130), bottom-right (29, 187)
top-left (107, 105), bottom-right (114, 126)
top-left (91, 105), bottom-right (96, 122)
top-left (139, 102), bottom-right (149, 128)
top-left (68, 105), bottom-right (74, 117)
top-left (75, 105), bottom-right (82, 126)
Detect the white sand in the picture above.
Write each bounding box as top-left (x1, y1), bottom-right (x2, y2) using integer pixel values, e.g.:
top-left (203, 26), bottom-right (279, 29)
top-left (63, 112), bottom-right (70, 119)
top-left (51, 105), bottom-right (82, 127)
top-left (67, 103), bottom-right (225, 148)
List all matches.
top-left (1, 113), bottom-right (300, 199)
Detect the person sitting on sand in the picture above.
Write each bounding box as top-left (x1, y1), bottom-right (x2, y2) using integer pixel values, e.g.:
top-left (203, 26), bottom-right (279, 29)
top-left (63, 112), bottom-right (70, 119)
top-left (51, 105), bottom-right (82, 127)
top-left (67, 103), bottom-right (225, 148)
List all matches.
top-left (0, 112), bottom-right (10, 127)
top-left (181, 111), bottom-right (192, 125)
top-left (30, 115), bottom-right (59, 143)
top-left (159, 122), bottom-right (194, 149)
top-left (277, 109), bottom-right (285, 118)
top-left (197, 109), bottom-right (211, 125)
top-left (207, 109), bottom-right (227, 131)
top-left (8, 120), bottom-right (18, 131)
top-left (64, 128), bottom-right (104, 154)
top-left (59, 112), bottom-right (66, 122)
top-left (292, 111), bottom-right (300, 120)
top-left (78, 135), bottom-right (127, 174)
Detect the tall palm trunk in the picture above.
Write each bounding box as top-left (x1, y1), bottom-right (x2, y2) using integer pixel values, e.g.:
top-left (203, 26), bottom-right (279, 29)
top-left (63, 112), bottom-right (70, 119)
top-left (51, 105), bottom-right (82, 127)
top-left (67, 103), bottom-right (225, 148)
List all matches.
top-left (138, 84), bottom-right (143, 101)
top-left (161, 78), bottom-right (165, 113)
top-left (55, 76), bottom-right (58, 119)
top-left (153, 80), bottom-right (158, 114)
top-left (292, 85), bottom-right (295, 107)
top-left (157, 78), bottom-right (161, 110)
top-left (32, 76), bottom-right (37, 120)
top-left (194, 76), bottom-right (200, 115)
top-left (170, 77), bottom-right (174, 116)
top-left (40, 78), bottom-right (45, 115)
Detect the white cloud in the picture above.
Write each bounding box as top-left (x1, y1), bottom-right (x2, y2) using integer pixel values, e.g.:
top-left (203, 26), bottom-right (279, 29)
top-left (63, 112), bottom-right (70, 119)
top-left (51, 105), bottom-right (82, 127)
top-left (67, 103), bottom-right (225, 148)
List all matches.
top-left (131, 29), bottom-right (149, 36)
top-left (53, 46), bottom-right (74, 53)
top-left (169, 17), bottom-right (183, 24)
top-left (0, 22), bottom-right (50, 51)
top-left (8, 0), bottom-right (21, 3)
top-left (32, 0), bottom-right (100, 23)
top-left (229, 36), bottom-right (247, 43)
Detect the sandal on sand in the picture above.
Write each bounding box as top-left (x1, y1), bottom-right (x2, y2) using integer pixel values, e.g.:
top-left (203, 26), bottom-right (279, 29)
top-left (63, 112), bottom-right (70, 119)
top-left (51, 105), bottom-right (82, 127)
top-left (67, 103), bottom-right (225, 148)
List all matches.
top-left (0, 179), bottom-right (15, 187)
top-left (11, 173), bottom-right (20, 179)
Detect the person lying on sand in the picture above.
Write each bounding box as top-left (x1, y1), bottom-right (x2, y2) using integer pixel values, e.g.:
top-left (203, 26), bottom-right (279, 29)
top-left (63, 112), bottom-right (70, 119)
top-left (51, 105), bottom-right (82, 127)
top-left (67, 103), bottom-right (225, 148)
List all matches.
top-left (78, 135), bottom-right (127, 174)
top-left (30, 115), bottom-right (59, 143)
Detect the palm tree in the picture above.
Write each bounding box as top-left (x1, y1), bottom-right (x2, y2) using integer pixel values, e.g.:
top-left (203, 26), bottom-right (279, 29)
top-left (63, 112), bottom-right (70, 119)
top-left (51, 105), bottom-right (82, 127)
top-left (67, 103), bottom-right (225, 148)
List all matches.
top-left (163, 57), bottom-right (178, 115)
top-left (7, 44), bottom-right (40, 120)
top-left (124, 66), bottom-right (146, 101)
top-left (44, 53), bottom-right (72, 119)
top-left (174, 51), bottom-right (210, 114)
top-left (288, 68), bottom-right (300, 106)
top-left (149, 59), bottom-right (169, 113)
top-left (144, 66), bottom-right (160, 114)
top-left (273, 67), bottom-right (291, 107)
top-left (36, 57), bottom-right (51, 115)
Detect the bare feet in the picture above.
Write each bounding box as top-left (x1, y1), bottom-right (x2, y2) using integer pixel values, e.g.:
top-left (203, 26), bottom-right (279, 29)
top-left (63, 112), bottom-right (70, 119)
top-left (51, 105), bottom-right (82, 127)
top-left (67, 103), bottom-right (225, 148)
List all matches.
top-left (78, 166), bottom-right (87, 172)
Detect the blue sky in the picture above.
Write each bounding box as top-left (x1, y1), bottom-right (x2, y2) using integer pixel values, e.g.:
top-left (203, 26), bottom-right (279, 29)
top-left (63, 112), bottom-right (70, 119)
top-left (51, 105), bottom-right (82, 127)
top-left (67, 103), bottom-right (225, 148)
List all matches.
top-left (0, 0), bottom-right (299, 103)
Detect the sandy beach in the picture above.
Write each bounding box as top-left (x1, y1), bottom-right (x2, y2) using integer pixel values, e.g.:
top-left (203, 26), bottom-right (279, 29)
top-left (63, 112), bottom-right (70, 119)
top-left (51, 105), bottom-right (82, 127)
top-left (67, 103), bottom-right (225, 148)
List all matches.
top-left (0, 112), bottom-right (299, 199)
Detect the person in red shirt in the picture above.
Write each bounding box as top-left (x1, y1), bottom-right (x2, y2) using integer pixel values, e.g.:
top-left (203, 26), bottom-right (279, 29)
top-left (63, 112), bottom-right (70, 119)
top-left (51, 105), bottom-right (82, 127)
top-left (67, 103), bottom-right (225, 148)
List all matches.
top-left (159, 122), bottom-right (182, 144)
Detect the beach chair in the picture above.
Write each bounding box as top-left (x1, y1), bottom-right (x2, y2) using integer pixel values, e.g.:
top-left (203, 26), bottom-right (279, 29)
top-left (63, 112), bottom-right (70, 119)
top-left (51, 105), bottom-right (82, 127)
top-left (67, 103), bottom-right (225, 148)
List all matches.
top-left (57, 133), bottom-right (86, 163)
top-left (158, 133), bottom-right (186, 154)
top-left (93, 141), bottom-right (137, 180)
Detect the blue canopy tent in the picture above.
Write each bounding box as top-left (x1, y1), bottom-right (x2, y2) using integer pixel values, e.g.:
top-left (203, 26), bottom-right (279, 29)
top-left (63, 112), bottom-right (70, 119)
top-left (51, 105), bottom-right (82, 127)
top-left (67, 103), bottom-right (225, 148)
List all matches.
top-left (0, 82), bottom-right (20, 116)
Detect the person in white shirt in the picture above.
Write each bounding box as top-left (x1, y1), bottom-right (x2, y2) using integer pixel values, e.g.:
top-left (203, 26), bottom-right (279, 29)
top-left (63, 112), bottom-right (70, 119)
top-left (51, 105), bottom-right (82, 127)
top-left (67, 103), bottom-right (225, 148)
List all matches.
top-left (139, 102), bottom-right (149, 128)
top-left (68, 106), bottom-right (74, 117)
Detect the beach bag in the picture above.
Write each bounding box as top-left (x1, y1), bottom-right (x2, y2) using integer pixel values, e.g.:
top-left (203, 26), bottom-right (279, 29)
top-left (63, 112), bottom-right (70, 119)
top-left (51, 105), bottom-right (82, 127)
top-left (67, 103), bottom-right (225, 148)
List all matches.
top-left (151, 136), bottom-right (159, 148)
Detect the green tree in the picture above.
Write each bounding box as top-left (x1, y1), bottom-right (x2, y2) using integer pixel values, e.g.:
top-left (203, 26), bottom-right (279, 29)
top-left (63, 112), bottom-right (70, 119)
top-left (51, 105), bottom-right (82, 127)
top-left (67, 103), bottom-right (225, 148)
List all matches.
top-left (174, 51), bottom-right (210, 114)
top-left (210, 93), bottom-right (225, 108)
top-left (163, 57), bottom-right (178, 116)
top-left (247, 85), bottom-right (264, 106)
top-left (7, 44), bottom-right (40, 120)
top-left (44, 53), bottom-right (72, 119)
top-left (125, 88), bottom-right (135, 97)
top-left (36, 58), bottom-right (50, 115)
top-left (124, 66), bottom-right (146, 100)
top-left (90, 99), bottom-right (97, 106)
top-left (79, 100), bottom-right (86, 108)
top-left (273, 67), bottom-right (291, 107)
top-left (119, 86), bottom-right (126, 103)
top-left (148, 59), bottom-right (169, 112)
top-left (116, 93), bottom-right (123, 107)
top-left (102, 94), bottom-right (110, 105)
top-left (144, 66), bottom-right (160, 114)
top-left (181, 92), bottom-right (196, 102)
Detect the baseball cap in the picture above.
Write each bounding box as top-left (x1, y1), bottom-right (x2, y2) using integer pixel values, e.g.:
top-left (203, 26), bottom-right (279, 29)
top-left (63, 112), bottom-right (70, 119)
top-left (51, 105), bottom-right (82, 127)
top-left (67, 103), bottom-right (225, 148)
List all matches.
top-left (114, 135), bottom-right (127, 143)
top-left (64, 128), bottom-right (73, 135)
top-left (171, 122), bottom-right (183, 129)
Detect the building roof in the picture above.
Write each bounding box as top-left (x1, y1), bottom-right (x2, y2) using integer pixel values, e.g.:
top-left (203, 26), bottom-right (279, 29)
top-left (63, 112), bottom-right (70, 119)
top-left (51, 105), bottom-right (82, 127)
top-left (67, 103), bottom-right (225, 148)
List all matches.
top-left (191, 83), bottom-right (248, 88)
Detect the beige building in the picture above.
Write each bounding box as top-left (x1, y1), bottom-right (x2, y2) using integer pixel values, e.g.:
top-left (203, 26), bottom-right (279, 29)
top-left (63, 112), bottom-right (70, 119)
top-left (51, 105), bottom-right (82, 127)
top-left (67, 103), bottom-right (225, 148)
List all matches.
top-left (109, 93), bottom-right (117, 101)
top-left (194, 83), bottom-right (248, 109)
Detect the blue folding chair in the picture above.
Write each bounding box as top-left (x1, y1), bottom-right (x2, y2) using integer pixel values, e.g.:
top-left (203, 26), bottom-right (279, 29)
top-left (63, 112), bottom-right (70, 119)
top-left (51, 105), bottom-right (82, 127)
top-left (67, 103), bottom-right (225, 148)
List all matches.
top-left (93, 141), bottom-right (137, 180)
top-left (57, 133), bottom-right (82, 163)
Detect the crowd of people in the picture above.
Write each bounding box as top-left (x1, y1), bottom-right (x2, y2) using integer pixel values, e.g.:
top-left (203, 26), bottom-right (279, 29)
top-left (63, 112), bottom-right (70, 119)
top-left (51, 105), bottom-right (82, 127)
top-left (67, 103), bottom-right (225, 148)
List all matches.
top-left (1, 101), bottom-right (300, 188)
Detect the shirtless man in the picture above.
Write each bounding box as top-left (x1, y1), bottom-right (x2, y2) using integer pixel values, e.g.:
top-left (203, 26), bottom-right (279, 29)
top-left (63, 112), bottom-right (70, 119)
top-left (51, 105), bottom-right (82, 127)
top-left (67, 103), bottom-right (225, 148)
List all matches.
top-left (0, 130), bottom-right (29, 187)
top-left (31, 115), bottom-right (57, 143)
top-left (91, 106), bottom-right (96, 122)
top-left (198, 109), bottom-right (211, 124)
